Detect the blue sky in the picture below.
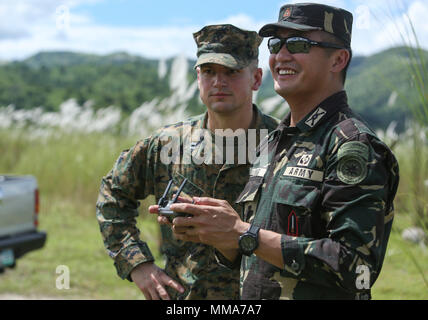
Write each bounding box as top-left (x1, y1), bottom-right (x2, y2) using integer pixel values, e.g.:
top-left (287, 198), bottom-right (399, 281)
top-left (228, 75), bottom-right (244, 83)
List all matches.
top-left (1, 0), bottom-right (427, 68)
top-left (72, 0), bottom-right (408, 27)
top-left (73, 0), bottom-right (285, 26)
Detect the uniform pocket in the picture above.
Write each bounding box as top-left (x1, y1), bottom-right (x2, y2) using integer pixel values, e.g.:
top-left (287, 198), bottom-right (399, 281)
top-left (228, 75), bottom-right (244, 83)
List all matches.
top-left (272, 178), bottom-right (322, 238)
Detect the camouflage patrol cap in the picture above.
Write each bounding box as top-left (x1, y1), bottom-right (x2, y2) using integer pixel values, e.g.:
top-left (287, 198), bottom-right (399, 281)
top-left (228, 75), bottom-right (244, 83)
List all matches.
top-left (259, 3), bottom-right (353, 47)
top-left (193, 24), bottom-right (262, 70)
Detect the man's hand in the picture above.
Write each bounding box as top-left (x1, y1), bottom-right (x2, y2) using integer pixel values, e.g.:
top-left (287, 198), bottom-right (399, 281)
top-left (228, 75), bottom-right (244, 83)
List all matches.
top-left (148, 204), bottom-right (172, 226)
top-left (149, 196), bottom-right (201, 242)
top-left (169, 197), bottom-right (249, 250)
top-left (130, 262), bottom-right (184, 300)
top-left (149, 196), bottom-right (248, 263)
top-left (149, 195), bottom-right (192, 226)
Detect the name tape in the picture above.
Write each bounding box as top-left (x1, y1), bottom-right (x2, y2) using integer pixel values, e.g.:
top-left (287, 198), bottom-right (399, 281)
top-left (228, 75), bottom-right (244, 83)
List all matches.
top-left (283, 166), bottom-right (323, 182)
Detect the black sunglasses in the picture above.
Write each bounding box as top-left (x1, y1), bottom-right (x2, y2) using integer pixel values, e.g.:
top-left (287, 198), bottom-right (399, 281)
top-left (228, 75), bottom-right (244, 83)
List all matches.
top-left (268, 36), bottom-right (347, 54)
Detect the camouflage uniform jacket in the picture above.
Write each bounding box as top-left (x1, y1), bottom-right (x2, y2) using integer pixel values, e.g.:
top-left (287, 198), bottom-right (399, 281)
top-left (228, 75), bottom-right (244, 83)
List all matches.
top-left (96, 105), bottom-right (279, 300)
top-left (236, 91), bottom-right (399, 300)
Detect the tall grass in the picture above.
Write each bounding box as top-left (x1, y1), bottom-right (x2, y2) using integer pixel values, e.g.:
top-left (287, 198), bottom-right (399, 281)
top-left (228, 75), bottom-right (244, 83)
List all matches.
top-left (0, 129), bottom-right (161, 299)
top-left (394, 13), bottom-right (428, 232)
top-left (377, 5), bottom-right (428, 290)
top-left (1, 127), bottom-right (426, 299)
top-left (0, 129), bottom-right (139, 207)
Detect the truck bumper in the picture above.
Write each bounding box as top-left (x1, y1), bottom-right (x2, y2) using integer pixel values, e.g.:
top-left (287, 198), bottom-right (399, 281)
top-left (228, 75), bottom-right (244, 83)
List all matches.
top-left (0, 231), bottom-right (47, 260)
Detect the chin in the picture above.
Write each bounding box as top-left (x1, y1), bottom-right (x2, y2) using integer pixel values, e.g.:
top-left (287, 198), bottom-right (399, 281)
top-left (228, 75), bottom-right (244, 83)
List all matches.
top-left (209, 104), bottom-right (236, 113)
top-left (274, 84), bottom-right (293, 98)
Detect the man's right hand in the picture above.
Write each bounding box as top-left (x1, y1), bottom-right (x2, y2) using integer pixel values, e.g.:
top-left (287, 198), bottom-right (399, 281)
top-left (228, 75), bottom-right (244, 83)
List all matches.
top-left (149, 197), bottom-right (200, 243)
top-left (130, 262), bottom-right (185, 300)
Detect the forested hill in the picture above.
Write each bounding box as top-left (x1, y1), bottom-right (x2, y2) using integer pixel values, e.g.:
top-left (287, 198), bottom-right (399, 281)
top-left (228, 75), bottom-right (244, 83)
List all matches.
top-left (0, 46), bottom-right (427, 131)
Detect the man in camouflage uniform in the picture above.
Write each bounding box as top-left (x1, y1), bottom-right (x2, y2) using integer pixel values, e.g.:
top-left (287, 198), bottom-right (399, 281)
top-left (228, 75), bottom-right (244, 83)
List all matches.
top-left (169, 3), bottom-right (399, 299)
top-left (96, 24), bottom-right (279, 300)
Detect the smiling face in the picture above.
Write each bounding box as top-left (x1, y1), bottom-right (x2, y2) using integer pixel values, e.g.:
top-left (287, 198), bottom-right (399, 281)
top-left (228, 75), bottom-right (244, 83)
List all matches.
top-left (197, 62), bottom-right (262, 115)
top-left (268, 29), bottom-right (338, 102)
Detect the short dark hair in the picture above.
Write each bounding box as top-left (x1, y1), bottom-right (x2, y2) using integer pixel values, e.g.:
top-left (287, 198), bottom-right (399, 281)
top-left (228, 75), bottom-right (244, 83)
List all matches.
top-left (320, 32), bottom-right (352, 85)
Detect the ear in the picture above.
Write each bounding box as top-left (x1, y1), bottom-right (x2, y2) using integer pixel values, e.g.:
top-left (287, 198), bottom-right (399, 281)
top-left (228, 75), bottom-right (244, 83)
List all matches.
top-left (330, 49), bottom-right (350, 74)
top-left (252, 67), bottom-right (263, 91)
top-left (196, 66), bottom-right (200, 80)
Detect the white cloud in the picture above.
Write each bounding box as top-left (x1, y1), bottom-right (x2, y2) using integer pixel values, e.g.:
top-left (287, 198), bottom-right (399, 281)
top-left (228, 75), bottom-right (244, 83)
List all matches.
top-left (206, 13), bottom-right (264, 30)
top-left (0, 0), bottom-right (272, 62)
top-left (1, 0), bottom-right (427, 63)
top-left (201, 13), bottom-right (272, 68)
top-left (0, 7), bottom-right (269, 64)
top-left (0, 2), bottom-right (198, 61)
top-left (351, 0), bottom-right (428, 55)
top-left (0, 0), bottom-right (95, 57)
top-left (0, 24), bottom-right (199, 60)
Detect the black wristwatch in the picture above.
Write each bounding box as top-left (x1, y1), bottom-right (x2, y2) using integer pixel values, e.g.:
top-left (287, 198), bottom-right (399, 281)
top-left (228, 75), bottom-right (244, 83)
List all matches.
top-left (238, 224), bottom-right (260, 256)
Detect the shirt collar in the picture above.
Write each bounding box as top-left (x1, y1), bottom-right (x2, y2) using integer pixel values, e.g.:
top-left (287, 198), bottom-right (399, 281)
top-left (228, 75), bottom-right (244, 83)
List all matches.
top-left (191, 104), bottom-right (272, 166)
top-left (278, 90), bottom-right (348, 133)
top-left (200, 104), bottom-right (267, 131)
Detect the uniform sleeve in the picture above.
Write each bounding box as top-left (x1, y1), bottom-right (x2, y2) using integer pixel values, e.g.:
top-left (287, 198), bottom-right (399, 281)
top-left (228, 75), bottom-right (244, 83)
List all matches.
top-left (96, 136), bottom-right (159, 280)
top-left (280, 132), bottom-right (399, 294)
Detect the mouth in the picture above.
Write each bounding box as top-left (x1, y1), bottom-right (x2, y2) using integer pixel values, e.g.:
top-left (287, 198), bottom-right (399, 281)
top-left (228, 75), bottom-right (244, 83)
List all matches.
top-left (276, 67), bottom-right (297, 76)
top-left (210, 92), bottom-right (232, 97)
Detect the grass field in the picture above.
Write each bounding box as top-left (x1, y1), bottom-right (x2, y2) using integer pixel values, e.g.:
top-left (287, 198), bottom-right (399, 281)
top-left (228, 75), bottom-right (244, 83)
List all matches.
top-left (0, 129), bottom-right (427, 300)
top-left (0, 196), bottom-right (159, 300)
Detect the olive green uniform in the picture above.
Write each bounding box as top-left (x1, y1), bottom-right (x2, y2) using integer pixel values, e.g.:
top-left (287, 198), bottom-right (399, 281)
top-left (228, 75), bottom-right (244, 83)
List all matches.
top-left (236, 91), bottom-right (399, 299)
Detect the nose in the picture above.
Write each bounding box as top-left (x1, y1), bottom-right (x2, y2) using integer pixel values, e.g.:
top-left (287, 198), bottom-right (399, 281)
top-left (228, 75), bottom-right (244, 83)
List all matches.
top-left (213, 73), bottom-right (227, 88)
top-left (275, 43), bottom-right (293, 61)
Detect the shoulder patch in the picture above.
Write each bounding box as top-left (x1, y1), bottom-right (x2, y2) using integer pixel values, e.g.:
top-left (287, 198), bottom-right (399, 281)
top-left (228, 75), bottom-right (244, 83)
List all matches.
top-left (337, 141), bottom-right (369, 185)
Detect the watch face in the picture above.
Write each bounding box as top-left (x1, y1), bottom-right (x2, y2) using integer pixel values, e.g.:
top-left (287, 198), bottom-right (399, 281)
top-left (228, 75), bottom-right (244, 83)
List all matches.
top-left (240, 235), bottom-right (256, 252)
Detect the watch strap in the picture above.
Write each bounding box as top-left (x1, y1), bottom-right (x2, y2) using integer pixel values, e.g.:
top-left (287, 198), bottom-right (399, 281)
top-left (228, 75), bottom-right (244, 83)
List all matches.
top-left (248, 224), bottom-right (260, 238)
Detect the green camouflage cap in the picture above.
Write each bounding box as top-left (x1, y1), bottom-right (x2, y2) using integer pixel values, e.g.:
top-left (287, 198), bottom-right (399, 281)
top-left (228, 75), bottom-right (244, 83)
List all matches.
top-left (259, 3), bottom-right (353, 47)
top-left (193, 24), bottom-right (263, 69)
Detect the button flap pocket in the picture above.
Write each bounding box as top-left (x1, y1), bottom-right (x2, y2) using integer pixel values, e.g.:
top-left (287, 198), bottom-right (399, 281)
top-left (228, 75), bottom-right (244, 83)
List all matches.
top-left (273, 178), bottom-right (320, 211)
top-left (272, 179), bottom-right (322, 238)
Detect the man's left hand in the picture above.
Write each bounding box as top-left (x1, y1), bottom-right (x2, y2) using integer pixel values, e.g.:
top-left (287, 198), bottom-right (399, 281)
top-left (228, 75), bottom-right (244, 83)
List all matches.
top-left (168, 197), bottom-right (249, 249)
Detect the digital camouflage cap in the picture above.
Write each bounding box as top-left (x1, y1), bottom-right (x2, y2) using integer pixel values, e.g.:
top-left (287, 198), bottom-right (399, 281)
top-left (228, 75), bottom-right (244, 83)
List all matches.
top-left (193, 24), bottom-right (263, 70)
top-left (259, 3), bottom-right (353, 47)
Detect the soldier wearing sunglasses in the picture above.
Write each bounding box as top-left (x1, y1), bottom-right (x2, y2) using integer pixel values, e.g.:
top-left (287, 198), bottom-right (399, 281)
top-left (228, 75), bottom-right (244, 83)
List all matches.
top-left (167, 3), bottom-right (399, 300)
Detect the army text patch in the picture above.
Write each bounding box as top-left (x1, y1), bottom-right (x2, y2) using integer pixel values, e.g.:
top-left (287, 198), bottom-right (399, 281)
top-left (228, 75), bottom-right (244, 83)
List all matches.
top-left (283, 166), bottom-right (323, 182)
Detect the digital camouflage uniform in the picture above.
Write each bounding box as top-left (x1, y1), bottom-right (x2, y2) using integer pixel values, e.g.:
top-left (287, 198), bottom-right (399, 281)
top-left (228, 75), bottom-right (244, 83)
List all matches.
top-left (236, 91), bottom-right (399, 299)
top-left (96, 107), bottom-right (278, 300)
top-left (96, 24), bottom-right (279, 300)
